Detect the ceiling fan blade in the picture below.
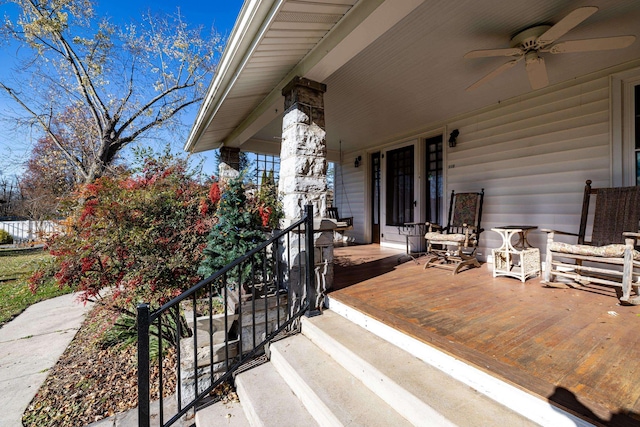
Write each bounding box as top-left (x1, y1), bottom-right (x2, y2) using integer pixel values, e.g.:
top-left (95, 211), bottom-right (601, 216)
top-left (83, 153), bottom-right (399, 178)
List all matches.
top-left (548, 35), bottom-right (636, 54)
top-left (466, 58), bottom-right (521, 92)
top-left (525, 54), bottom-right (549, 90)
top-left (464, 48), bottom-right (523, 59)
top-left (537, 6), bottom-right (598, 46)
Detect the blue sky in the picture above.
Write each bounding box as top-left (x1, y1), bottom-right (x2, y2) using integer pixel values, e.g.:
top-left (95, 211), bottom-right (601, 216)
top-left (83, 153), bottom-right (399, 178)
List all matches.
top-left (0, 0), bottom-right (244, 177)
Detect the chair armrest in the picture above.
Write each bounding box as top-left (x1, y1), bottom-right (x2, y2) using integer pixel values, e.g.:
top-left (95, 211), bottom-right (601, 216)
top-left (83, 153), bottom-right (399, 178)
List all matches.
top-left (623, 232), bottom-right (640, 248)
top-left (425, 222), bottom-right (443, 232)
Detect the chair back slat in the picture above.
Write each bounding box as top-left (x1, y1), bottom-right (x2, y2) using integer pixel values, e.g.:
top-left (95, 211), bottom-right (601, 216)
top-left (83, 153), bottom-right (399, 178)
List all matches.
top-left (326, 207), bottom-right (339, 220)
top-left (591, 186), bottom-right (640, 246)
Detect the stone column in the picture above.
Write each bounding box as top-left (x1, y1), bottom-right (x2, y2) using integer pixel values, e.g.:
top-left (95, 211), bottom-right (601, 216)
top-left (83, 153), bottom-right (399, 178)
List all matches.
top-left (279, 77), bottom-right (328, 222)
top-left (218, 146), bottom-right (240, 182)
top-left (278, 77), bottom-right (333, 311)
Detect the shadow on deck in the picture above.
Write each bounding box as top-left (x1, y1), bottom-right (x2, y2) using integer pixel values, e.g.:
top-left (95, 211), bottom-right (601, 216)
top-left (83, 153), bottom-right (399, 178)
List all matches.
top-left (329, 244), bottom-right (640, 427)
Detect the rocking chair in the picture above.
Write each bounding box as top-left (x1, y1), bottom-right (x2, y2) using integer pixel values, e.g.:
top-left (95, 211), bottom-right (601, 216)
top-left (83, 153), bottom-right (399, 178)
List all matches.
top-left (423, 189), bottom-right (484, 274)
top-left (542, 180), bottom-right (640, 305)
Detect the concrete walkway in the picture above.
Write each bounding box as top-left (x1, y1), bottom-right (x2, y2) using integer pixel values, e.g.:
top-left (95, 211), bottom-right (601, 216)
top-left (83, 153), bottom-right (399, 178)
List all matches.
top-left (0, 293), bottom-right (92, 427)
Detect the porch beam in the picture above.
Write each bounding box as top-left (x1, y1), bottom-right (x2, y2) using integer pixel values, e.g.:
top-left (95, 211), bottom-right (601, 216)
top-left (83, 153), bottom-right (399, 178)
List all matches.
top-left (223, 0), bottom-right (425, 149)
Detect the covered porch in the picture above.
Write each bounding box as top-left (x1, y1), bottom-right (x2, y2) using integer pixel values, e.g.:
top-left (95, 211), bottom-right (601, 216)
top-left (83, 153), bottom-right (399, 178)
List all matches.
top-left (330, 244), bottom-right (640, 426)
top-left (181, 0), bottom-right (640, 424)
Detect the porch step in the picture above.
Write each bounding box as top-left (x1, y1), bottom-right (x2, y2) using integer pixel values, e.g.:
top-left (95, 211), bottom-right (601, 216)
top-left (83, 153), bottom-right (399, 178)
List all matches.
top-left (303, 310), bottom-right (536, 426)
top-left (196, 332), bottom-right (414, 427)
top-left (195, 309), bottom-right (542, 427)
top-left (269, 333), bottom-right (414, 427)
top-left (238, 360), bottom-right (319, 426)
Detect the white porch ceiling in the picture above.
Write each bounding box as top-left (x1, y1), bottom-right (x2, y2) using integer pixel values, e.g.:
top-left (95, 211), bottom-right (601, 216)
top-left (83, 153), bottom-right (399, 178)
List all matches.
top-left (187, 0), bottom-right (640, 156)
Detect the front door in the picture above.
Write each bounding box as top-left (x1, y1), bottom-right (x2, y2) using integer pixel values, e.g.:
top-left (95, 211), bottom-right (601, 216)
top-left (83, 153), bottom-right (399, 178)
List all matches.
top-left (385, 144), bottom-right (415, 227)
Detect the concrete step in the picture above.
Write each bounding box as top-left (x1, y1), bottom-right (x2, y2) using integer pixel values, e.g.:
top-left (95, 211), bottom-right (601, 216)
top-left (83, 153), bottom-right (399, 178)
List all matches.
top-left (235, 361), bottom-right (318, 427)
top-left (270, 334), bottom-right (415, 427)
top-left (194, 359), bottom-right (317, 427)
top-left (195, 397), bottom-right (250, 427)
top-left (302, 310), bottom-right (537, 427)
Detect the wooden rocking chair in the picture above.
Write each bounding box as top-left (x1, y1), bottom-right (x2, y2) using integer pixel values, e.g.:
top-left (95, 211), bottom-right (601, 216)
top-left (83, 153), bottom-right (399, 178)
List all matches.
top-left (542, 180), bottom-right (640, 305)
top-left (423, 189), bottom-right (484, 274)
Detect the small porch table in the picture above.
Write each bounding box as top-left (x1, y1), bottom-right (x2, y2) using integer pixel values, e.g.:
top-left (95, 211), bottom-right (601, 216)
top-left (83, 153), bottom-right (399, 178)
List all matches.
top-left (398, 222), bottom-right (427, 264)
top-left (491, 226), bottom-right (541, 282)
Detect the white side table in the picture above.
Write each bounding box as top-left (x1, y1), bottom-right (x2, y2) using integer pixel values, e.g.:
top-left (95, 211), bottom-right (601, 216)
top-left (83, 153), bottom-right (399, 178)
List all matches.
top-left (491, 226), bottom-right (540, 282)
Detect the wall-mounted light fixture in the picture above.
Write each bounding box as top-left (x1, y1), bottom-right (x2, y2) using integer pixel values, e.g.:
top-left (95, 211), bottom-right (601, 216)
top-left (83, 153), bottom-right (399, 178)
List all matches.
top-left (354, 155), bottom-right (362, 168)
top-left (448, 129), bottom-right (459, 147)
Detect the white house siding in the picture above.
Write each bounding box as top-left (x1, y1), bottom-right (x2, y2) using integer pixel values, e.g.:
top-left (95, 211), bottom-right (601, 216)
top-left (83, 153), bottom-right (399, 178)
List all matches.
top-left (332, 160), bottom-right (366, 243)
top-left (447, 76), bottom-right (610, 261)
top-left (332, 75), bottom-right (612, 264)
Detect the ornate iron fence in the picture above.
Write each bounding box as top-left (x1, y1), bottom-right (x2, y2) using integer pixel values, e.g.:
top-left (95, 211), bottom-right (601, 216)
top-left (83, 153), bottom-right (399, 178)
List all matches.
top-left (137, 205), bottom-right (319, 427)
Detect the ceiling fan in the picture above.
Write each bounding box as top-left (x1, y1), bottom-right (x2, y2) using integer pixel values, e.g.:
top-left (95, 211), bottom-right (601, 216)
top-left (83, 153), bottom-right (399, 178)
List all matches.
top-left (464, 6), bottom-right (636, 91)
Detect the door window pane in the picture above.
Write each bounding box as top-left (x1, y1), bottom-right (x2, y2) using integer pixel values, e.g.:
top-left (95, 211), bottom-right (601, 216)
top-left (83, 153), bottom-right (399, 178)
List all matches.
top-left (372, 153), bottom-right (380, 225)
top-left (386, 145), bottom-right (414, 225)
top-left (425, 136), bottom-right (443, 224)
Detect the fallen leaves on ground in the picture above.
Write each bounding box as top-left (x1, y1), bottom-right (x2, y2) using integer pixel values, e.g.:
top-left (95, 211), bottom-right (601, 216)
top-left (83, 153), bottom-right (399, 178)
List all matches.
top-left (22, 304), bottom-right (239, 427)
top-left (22, 306), bottom-right (177, 427)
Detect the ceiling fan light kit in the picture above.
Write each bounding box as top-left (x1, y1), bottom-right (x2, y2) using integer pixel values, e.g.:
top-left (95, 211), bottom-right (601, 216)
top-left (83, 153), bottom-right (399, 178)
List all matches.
top-left (510, 25), bottom-right (551, 50)
top-left (464, 6), bottom-right (636, 92)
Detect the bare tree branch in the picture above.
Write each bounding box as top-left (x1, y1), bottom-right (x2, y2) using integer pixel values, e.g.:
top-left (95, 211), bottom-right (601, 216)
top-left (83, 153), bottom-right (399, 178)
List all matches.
top-left (0, 82), bottom-right (90, 181)
top-left (0, 0), bottom-right (220, 185)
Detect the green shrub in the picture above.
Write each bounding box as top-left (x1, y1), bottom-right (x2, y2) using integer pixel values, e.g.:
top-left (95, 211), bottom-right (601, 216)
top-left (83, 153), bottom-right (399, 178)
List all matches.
top-left (0, 229), bottom-right (13, 245)
top-left (198, 175), bottom-right (268, 287)
top-left (98, 310), bottom-right (187, 359)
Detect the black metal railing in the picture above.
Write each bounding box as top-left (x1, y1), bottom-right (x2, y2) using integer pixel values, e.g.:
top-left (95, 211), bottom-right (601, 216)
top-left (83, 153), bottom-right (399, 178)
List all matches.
top-left (137, 205), bottom-right (318, 427)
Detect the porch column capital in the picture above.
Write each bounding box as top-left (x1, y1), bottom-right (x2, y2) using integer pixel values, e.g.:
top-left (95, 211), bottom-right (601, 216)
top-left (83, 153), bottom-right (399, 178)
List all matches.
top-left (218, 146), bottom-right (241, 182)
top-left (282, 76), bottom-right (327, 97)
top-left (282, 77), bottom-right (327, 130)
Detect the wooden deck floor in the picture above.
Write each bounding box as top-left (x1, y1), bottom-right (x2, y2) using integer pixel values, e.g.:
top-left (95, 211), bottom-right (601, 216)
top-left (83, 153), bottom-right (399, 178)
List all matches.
top-left (330, 244), bottom-right (640, 426)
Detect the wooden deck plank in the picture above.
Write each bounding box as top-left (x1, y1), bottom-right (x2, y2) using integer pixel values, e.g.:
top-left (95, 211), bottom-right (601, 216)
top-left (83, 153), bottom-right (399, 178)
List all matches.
top-left (329, 244), bottom-right (640, 426)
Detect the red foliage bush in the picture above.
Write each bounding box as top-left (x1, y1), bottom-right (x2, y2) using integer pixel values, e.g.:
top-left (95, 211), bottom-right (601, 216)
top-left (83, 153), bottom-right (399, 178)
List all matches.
top-left (30, 154), bottom-right (219, 314)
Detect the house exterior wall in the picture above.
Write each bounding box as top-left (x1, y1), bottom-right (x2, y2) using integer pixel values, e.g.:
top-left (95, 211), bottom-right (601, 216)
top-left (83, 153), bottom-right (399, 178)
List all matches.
top-left (333, 161), bottom-right (366, 243)
top-left (334, 73), bottom-right (615, 262)
top-left (448, 76), bottom-right (610, 261)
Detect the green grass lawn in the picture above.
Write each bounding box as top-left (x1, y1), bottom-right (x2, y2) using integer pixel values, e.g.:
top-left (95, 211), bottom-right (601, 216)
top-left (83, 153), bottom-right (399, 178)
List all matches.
top-left (0, 249), bottom-right (71, 326)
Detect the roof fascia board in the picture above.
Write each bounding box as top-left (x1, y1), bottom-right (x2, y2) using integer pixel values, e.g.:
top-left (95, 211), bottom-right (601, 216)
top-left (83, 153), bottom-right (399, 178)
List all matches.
top-left (184, 0), bottom-right (284, 152)
top-left (225, 0), bottom-right (425, 149)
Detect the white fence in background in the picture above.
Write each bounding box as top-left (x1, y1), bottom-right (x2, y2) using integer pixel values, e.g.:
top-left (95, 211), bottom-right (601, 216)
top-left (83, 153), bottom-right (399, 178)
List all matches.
top-left (0, 220), bottom-right (65, 245)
